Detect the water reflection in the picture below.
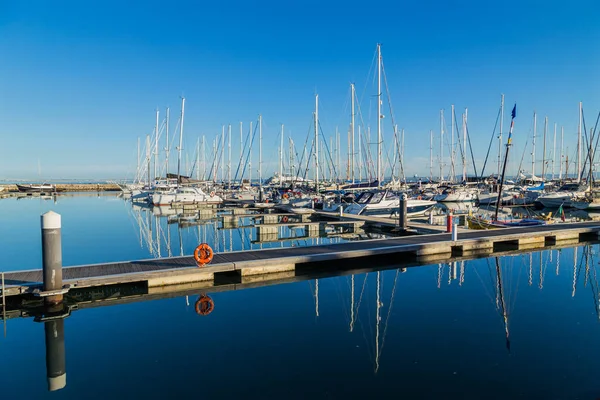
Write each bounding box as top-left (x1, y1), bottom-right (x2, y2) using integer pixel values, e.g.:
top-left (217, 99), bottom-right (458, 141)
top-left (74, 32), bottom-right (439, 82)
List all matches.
top-left (6, 244), bottom-right (600, 397)
top-left (126, 201), bottom-right (387, 259)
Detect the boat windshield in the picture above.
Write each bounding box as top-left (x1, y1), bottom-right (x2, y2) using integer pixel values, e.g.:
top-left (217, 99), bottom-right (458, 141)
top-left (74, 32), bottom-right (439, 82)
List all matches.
top-left (355, 192), bottom-right (373, 204)
top-left (371, 192), bottom-right (385, 203)
top-left (384, 191), bottom-right (398, 200)
top-left (558, 183), bottom-right (581, 192)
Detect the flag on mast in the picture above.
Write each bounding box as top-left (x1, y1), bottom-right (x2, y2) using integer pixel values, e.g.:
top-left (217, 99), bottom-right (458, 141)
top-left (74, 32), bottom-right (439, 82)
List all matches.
top-left (507, 104), bottom-right (517, 145)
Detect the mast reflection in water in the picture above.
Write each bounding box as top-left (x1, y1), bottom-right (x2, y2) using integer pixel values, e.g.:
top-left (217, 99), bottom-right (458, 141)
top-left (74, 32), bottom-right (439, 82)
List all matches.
top-left (4, 245), bottom-right (600, 398)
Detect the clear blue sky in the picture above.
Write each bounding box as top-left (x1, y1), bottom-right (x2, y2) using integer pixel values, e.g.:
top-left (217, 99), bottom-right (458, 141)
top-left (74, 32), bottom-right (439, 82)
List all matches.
top-left (0, 0), bottom-right (598, 181)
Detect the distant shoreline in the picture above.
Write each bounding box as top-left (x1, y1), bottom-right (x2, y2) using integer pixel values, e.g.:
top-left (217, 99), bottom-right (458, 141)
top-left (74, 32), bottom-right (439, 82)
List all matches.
top-left (0, 183), bottom-right (121, 192)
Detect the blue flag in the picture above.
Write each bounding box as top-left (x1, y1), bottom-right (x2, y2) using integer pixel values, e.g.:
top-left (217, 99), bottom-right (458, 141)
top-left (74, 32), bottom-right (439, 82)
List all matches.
top-left (511, 104), bottom-right (517, 119)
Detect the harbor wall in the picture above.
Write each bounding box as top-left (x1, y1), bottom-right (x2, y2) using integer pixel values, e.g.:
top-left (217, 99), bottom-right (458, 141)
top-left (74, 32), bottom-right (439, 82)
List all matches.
top-left (0, 183), bottom-right (121, 192)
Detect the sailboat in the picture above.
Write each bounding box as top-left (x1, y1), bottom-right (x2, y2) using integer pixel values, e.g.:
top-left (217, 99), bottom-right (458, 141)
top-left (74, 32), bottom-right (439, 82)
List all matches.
top-left (467, 104), bottom-right (547, 229)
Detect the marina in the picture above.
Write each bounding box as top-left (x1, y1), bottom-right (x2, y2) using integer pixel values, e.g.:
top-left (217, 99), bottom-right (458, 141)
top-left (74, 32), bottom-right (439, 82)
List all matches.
top-left (1, 2), bottom-right (599, 398)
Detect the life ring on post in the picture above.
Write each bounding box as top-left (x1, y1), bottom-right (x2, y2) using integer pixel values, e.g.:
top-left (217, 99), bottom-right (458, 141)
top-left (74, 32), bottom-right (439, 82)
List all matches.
top-left (281, 215), bottom-right (289, 223)
top-left (195, 295), bottom-right (214, 316)
top-left (193, 243), bottom-right (214, 267)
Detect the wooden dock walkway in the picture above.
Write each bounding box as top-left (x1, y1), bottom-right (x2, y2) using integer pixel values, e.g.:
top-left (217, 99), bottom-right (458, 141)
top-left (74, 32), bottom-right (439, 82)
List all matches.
top-left (2, 221), bottom-right (599, 299)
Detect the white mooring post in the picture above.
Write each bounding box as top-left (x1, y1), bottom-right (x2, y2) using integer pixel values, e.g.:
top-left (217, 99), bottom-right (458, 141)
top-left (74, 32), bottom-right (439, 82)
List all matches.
top-left (452, 223), bottom-right (458, 241)
top-left (41, 211), bottom-right (63, 305)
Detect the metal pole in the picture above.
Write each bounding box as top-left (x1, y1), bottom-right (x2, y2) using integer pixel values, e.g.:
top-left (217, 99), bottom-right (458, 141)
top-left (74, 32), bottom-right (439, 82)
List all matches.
top-left (351, 83), bottom-right (355, 183)
top-left (41, 211), bottom-right (63, 305)
top-left (377, 44), bottom-right (382, 187)
top-left (398, 193), bottom-right (407, 230)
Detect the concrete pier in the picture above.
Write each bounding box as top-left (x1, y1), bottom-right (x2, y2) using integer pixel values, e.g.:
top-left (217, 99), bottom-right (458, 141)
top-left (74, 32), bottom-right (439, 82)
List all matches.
top-left (1, 221), bottom-right (600, 301)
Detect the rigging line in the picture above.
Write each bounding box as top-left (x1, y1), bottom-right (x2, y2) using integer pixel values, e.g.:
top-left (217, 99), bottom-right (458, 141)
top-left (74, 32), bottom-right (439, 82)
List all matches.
top-left (232, 125), bottom-right (251, 182)
top-left (480, 106), bottom-right (502, 179)
top-left (465, 124), bottom-right (479, 179)
top-left (238, 121), bottom-right (260, 183)
top-left (472, 259), bottom-right (498, 307)
top-left (581, 109), bottom-right (598, 184)
top-left (354, 273), bottom-right (370, 318)
top-left (318, 122), bottom-right (339, 181)
top-left (354, 94), bottom-right (376, 179)
top-left (380, 269), bottom-right (400, 354)
top-left (358, 46), bottom-right (378, 109)
top-left (294, 118), bottom-right (314, 184)
top-left (516, 135), bottom-right (530, 177)
top-left (206, 131), bottom-right (223, 181)
top-left (574, 248), bottom-right (587, 294)
top-left (302, 140), bottom-right (315, 183)
top-left (588, 111), bottom-right (600, 186)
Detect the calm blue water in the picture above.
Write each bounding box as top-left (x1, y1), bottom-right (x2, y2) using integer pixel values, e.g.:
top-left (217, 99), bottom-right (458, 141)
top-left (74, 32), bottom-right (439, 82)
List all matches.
top-left (0, 194), bottom-right (362, 272)
top-left (1, 195), bottom-right (600, 398)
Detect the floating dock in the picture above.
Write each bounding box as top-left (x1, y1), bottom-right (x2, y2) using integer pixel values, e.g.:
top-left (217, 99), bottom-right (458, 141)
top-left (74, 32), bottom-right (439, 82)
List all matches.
top-left (2, 221), bottom-right (599, 300)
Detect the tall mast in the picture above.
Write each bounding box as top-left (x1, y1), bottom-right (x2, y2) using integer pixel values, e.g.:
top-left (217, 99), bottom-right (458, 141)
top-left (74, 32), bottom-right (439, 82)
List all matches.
top-left (279, 124), bottom-right (284, 188)
top-left (429, 130), bottom-right (433, 181)
top-left (451, 104), bottom-right (455, 182)
top-left (165, 107), bottom-right (170, 175)
top-left (401, 127), bottom-right (405, 184)
top-left (221, 125), bottom-right (225, 183)
top-left (146, 134), bottom-right (151, 185)
top-left (136, 136), bottom-right (140, 184)
top-left (196, 138), bottom-right (200, 181)
top-left (249, 121), bottom-right (253, 184)
top-left (315, 94), bottom-right (319, 192)
top-left (542, 116), bottom-right (547, 180)
top-left (351, 83), bottom-right (356, 183)
top-left (494, 104), bottom-right (516, 221)
top-left (552, 122), bottom-right (557, 180)
top-left (577, 101), bottom-right (582, 182)
top-left (499, 94), bottom-right (504, 177)
top-left (176, 97), bottom-right (185, 187)
top-left (155, 109), bottom-right (159, 180)
top-left (376, 44), bottom-right (382, 188)
top-left (559, 126), bottom-right (564, 180)
top-left (462, 108), bottom-right (468, 181)
top-left (240, 122), bottom-right (243, 178)
top-left (228, 124), bottom-right (232, 188)
top-left (259, 115), bottom-right (263, 187)
top-left (531, 111), bottom-right (537, 177)
top-left (358, 126), bottom-right (362, 182)
top-left (439, 109), bottom-right (444, 181)
top-left (337, 128), bottom-right (341, 183)
top-left (201, 135), bottom-right (205, 180)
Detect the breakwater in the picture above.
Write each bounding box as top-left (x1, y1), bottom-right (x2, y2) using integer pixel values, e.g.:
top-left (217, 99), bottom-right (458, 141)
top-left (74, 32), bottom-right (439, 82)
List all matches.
top-left (0, 183), bottom-right (121, 192)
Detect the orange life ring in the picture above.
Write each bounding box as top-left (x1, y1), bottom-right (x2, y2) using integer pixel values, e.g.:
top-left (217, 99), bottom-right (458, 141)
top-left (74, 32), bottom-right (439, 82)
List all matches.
top-left (195, 295), bottom-right (214, 316)
top-left (281, 215), bottom-right (289, 223)
top-left (417, 196), bottom-right (422, 200)
top-left (193, 243), bottom-right (214, 266)
top-left (210, 191), bottom-right (215, 197)
top-left (283, 193), bottom-right (289, 199)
